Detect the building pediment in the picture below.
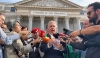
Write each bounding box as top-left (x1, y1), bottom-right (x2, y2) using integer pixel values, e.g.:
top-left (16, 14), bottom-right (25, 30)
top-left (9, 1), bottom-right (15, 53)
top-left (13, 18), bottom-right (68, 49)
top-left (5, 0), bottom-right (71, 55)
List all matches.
top-left (14, 0), bottom-right (83, 8)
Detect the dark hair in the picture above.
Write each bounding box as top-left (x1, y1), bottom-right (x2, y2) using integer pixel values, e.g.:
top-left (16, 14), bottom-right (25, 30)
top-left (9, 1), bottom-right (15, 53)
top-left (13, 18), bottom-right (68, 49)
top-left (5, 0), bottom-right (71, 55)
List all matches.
top-left (7, 20), bottom-right (20, 31)
top-left (46, 25), bottom-right (48, 29)
top-left (21, 26), bottom-right (28, 30)
top-left (0, 13), bottom-right (4, 15)
top-left (87, 2), bottom-right (100, 11)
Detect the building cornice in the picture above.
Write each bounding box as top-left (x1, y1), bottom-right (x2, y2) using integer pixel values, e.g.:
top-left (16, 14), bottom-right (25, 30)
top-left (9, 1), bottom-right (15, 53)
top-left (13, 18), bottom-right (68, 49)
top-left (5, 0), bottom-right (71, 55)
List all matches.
top-left (14, 0), bottom-right (83, 9)
top-left (14, 5), bottom-right (82, 10)
top-left (61, 0), bottom-right (83, 8)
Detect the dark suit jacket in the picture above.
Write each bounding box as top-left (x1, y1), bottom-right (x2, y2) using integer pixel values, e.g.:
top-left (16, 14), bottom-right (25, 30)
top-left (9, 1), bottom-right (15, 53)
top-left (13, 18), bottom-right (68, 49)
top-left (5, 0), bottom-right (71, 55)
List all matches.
top-left (29, 43), bottom-right (41, 58)
top-left (40, 34), bottom-right (67, 58)
top-left (70, 33), bottom-right (100, 58)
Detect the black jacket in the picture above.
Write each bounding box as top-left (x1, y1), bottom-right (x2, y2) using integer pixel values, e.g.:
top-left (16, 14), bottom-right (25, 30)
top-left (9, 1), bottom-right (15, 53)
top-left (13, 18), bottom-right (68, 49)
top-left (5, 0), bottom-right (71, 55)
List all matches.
top-left (70, 33), bottom-right (100, 58)
top-left (29, 43), bottom-right (41, 58)
top-left (70, 20), bottom-right (100, 58)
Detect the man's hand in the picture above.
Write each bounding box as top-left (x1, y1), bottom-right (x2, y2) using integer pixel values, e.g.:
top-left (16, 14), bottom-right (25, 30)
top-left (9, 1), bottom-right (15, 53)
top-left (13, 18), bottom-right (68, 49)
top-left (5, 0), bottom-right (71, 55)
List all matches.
top-left (48, 39), bottom-right (54, 47)
top-left (66, 40), bottom-right (70, 44)
top-left (18, 31), bottom-right (30, 36)
top-left (56, 43), bottom-right (63, 50)
top-left (32, 37), bottom-right (41, 44)
top-left (0, 39), bottom-right (5, 44)
top-left (69, 30), bottom-right (80, 37)
top-left (58, 36), bottom-right (65, 43)
top-left (18, 51), bottom-right (23, 57)
top-left (15, 51), bottom-right (23, 57)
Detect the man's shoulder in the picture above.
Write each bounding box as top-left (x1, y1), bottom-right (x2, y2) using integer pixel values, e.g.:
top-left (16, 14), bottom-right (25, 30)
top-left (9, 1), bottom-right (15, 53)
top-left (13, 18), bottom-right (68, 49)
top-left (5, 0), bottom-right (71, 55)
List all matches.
top-left (7, 32), bottom-right (16, 36)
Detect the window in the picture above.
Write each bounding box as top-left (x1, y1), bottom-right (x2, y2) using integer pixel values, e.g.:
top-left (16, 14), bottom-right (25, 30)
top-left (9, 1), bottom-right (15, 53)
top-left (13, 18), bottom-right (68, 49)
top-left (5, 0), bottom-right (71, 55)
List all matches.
top-left (80, 22), bottom-right (83, 29)
top-left (0, 6), bottom-right (2, 10)
top-left (10, 7), bottom-right (16, 12)
top-left (4, 7), bottom-right (11, 10)
top-left (80, 10), bottom-right (84, 15)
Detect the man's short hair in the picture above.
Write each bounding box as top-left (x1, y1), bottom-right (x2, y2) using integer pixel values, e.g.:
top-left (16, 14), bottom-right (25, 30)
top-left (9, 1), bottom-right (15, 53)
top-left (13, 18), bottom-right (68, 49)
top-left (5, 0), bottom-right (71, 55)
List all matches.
top-left (7, 20), bottom-right (20, 31)
top-left (87, 2), bottom-right (100, 11)
top-left (21, 26), bottom-right (28, 30)
top-left (47, 20), bottom-right (57, 28)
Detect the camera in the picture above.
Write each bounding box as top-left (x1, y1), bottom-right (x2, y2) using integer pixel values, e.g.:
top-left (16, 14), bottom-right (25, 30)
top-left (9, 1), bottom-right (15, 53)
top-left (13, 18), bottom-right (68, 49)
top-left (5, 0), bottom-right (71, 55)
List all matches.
top-left (27, 37), bottom-right (34, 43)
top-left (63, 28), bottom-right (85, 38)
top-left (63, 28), bottom-right (72, 35)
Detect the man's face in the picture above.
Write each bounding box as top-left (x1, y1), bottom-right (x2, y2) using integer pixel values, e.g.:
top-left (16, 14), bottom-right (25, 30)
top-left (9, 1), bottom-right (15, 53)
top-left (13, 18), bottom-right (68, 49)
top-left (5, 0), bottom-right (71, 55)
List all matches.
top-left (21, 34), bottom-right (28, 41)
top-left (87, 6), bottom-right (98, 23)
top-left (32, 32), bottom-right (39, 39)
top-left (14, 22), bottom-right (22, 33)
top-left (22, 28), bottom-right (28, 31)
top-left (0, 15), bottom-right (5, 26)
top-left (1, 24), bottom-right (7, 31)
top-left (83, 20), bottom-right (91, 29)
top-left (47, 22), bottom-right (57, 34)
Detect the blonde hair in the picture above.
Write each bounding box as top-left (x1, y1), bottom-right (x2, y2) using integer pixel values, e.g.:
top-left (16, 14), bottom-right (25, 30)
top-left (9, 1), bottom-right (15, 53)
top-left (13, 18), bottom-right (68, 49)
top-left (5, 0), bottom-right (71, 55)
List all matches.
top-left (47, 20), bottom-right (57, 27)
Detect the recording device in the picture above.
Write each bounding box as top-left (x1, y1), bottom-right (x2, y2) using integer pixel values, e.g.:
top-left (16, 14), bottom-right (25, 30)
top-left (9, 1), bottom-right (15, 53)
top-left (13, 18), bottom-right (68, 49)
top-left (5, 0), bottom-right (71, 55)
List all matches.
top-left (53, 33), bottom-right (59, 38)
top-left (28, 37), bottom-right (33, 39)
top-left (63, 28), bottom-right (85, 38)
top-left (63, 28), bottom-right (72, 35)
top-left (53, 33), bottom-right (68, 41)
top-left (14, 48), bottom-right (20, 57)
top-left (27, 37), bottom-right (34, 43)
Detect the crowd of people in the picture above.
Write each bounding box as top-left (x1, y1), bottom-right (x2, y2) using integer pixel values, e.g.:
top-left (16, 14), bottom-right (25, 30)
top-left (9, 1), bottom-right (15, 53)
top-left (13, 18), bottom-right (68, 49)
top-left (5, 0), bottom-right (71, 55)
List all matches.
top-left (0, 2), bottom-right (100, 58)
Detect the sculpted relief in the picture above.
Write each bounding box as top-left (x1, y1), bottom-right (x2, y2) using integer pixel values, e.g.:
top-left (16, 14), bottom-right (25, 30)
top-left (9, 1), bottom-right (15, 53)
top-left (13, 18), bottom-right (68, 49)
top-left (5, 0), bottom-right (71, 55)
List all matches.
top-left (26, 0), bottom-right (70, 8)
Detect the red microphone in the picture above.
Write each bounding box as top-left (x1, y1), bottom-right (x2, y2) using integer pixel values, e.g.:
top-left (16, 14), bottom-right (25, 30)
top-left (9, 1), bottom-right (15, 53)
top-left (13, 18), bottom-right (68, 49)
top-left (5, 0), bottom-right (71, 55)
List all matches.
top-left (39, 30), bottom-right (50, 43)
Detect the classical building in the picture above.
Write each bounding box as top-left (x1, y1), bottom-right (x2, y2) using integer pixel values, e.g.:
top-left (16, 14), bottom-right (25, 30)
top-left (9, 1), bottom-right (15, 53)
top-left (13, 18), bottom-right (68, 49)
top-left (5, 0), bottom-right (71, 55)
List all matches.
top-left (0, 0), bottom-right (87, 32)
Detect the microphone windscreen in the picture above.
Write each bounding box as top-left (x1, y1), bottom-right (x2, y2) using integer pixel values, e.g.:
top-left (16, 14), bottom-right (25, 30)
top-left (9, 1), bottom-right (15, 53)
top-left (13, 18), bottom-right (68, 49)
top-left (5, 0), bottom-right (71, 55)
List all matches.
top-left (53, 33), bottom-right (59, 38)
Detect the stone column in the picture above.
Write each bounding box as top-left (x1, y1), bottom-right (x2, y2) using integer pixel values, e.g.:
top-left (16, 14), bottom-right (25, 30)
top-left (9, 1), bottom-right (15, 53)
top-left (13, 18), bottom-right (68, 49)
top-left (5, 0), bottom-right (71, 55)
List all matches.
top-left (2, 5), bottom-right (5, 10)
top-left (40, 16), bottom-right (45, 30)
top-left (54, 16), bottom-right (58, 27)
top-left (28, 15), bottom-right (33, 31)
top-left (17, 15), bottom-right (20, 22)
top-left (54, 16), bottom-right (58, 32)
top-left (65, 17), bottom-right (69, 29)
top-left (76, 17), bottom-right (81, 30)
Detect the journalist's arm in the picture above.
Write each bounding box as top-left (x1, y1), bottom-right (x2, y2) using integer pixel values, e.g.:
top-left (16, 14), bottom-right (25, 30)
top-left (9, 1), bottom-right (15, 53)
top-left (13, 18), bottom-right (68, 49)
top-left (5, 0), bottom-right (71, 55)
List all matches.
top-left (0, 27), bottom-right (19, 45)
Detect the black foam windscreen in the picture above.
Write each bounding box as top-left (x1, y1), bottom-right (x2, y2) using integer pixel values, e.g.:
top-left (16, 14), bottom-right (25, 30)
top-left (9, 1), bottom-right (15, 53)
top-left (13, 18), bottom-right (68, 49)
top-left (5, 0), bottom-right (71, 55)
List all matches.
top-left (53, 33), bottom-right (59, 38)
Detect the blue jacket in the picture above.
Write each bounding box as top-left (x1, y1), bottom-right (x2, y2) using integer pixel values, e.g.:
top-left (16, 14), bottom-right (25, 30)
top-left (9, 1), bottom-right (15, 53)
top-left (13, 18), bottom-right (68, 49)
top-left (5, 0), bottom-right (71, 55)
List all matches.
top-left (0, 27), bottom-right (19, 58)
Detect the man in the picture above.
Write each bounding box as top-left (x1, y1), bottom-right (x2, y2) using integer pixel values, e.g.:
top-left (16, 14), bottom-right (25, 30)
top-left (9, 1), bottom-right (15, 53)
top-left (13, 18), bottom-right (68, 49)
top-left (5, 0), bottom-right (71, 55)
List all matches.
top-left (70, 2), bottom-right (100, 37)
top-left (69, 2), bottom-right (100, 58)
top-left (81, 19), bottom-right (91, 58)
top-left (83, 19), bottom-right (91, 29)
top-left (40, 21), bottom-right (67, 58)
top-left (1, 23), bottom-right (7, 31)
top-left (0, 23), bottom-right (7, 44)
top-left (29, 28), bottom-right (41, 58)
top-left (0, 13), bottom-right (29, 58)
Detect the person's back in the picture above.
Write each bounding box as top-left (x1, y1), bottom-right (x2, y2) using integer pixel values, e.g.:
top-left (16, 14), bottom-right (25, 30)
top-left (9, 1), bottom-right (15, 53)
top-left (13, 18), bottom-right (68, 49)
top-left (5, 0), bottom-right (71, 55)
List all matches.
top-left (4, 32), bottom-right (19, 58)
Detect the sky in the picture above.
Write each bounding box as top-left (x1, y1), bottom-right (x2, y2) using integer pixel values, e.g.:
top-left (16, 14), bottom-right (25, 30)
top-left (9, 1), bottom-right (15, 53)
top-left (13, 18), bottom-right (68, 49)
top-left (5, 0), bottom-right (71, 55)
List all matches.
top-left (0, 0), bottom-right (100, 6)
